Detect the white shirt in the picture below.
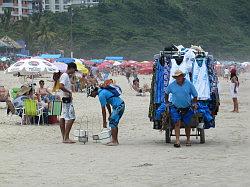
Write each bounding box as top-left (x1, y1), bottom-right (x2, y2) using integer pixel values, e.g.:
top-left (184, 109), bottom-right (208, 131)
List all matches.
top-left (192, 59), bottom-right (210, 100)
top-left (224, 68), bottom-right (229, 75)
top-left (169, 59), bottom-right (190, 84)
top-left (183, 49), bottom-right (196, 73)
top-left (60, 73), bottom-right (72, 97)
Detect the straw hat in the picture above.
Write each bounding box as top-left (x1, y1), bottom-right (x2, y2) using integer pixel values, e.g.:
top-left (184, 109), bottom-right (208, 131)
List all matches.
top-left (172, 70), bottom-right (186, 78)
top-left (18, 85), bottom-right (32, 96)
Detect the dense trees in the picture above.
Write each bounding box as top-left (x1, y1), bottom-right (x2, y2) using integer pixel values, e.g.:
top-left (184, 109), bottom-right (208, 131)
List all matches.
top-left (0, 0), bottom-right (249, 60)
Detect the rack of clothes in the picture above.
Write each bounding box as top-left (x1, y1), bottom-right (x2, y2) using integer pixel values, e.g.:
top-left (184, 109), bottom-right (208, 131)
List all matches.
top-left (148, 45), bottom-right (220, 129)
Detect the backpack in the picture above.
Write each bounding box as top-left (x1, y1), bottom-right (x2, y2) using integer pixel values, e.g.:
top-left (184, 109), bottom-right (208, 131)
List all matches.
top-left (102, 84), bottom-right (122, 97)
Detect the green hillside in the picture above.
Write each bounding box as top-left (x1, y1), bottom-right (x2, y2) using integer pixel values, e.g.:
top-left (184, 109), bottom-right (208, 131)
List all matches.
top-left (1, 0), bottom-right (250, 60)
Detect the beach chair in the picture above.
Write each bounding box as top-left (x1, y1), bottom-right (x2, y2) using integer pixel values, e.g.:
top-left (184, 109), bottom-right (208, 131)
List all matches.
top-left (48, 100), bottom-right (62, 116)
top-left (22, 99), bottom-right (44, 125)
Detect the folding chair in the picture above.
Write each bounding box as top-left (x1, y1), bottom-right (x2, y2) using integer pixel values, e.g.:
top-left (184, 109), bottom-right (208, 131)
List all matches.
top-left (22, 99), bottom-right (44, 125)
top-left (48, 100), bottom-right (62, 116)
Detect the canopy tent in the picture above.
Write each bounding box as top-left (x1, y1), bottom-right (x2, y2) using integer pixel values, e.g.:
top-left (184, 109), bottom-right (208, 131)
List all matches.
top-left (39, 54), bottom-right (62, 59)
top-left (0, 36), bottom-right (22, 49)
top-left (105, 56), bottom-right (124, 61)
top-left (56, 58), bottom-right (75, 64)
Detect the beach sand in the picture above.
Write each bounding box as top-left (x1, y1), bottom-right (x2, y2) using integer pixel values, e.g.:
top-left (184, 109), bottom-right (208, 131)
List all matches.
top-left (0, 71), bottom-right (250, 186)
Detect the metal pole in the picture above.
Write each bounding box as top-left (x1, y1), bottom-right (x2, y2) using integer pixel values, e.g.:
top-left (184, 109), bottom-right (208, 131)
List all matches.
top-left (70, 7), bottom-right (73, 58)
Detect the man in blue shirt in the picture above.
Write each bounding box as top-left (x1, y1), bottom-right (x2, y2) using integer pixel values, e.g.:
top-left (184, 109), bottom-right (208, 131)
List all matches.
top-left (165, 70), bottom-right (198, 148)
top-left (87, 85), bottom-right (125, 146)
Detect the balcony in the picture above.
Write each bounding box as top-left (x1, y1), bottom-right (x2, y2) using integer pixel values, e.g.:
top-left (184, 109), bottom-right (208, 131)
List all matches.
top-left (1, 3), bottom-right (14, 7)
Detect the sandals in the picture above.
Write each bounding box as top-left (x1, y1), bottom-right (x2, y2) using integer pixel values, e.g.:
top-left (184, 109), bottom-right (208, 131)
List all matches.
top-left (174, 143), bottom-right (181, 148)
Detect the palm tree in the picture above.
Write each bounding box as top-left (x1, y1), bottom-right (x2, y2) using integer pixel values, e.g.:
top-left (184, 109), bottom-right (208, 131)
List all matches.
top-left (0, 8), bottom-right (12, 31)
top-left (36, 23), bottom-right (57, 52)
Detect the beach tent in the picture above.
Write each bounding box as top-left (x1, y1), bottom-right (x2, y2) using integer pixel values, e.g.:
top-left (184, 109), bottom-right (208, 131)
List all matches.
top-left (40, 54), bottom-right (62, 59)
top-left (105, 57), bottom-right (124, 61)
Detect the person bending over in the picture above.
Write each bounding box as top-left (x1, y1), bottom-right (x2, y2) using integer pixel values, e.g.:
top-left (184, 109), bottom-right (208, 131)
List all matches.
top-left (87, 85), bottom-right (125, 146)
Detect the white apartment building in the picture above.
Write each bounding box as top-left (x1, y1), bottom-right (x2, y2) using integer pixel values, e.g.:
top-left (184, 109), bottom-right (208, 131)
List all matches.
top-left (43, 0), bottom-right (99, 13)
top-left (0, 0), bottom-right (98, 20)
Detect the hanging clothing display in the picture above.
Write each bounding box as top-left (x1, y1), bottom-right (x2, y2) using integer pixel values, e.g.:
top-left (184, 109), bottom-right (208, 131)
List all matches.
top-left (169, 59), bottom-right (190, 84)
top-left (192, 58), bottom-right (211, 100)
top-left (183, 49), bottom-right (196, 73)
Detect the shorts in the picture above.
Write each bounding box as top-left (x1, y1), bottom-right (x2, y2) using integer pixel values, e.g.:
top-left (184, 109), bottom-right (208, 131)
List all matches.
top-left (169, 106), bottom-right (194, 126)
top-left (109, 102), bottom-right (125, 129)
top-left (61, 102), bottom-right (76, 121)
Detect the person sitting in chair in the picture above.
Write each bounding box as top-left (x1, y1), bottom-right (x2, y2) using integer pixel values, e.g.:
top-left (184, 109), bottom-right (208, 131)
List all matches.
top-left (165, 70), bottom-right (198, 148)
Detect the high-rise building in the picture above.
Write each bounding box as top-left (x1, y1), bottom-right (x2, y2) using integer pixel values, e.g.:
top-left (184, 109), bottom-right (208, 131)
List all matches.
top-left (0, 0), bottom-right (43, 20)
top-left (0, 0), bottom-right (99, 20)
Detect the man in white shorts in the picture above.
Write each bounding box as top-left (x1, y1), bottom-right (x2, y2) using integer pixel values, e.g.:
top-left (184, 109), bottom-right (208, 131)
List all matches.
top-left (59, 62), bottom-right (77, 143)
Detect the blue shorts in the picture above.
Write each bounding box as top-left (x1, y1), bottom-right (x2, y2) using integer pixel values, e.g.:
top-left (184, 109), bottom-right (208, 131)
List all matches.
top-left (109, 102), bottom-right (125, 129)
top-left (169, 106), bottom-right (194, 126)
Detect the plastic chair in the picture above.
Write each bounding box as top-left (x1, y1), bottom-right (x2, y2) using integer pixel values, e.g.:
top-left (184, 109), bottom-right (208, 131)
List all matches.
top-left (22, 99), bottom-right (44, 125)
top-left (48, 100), bottom-right (62, 116)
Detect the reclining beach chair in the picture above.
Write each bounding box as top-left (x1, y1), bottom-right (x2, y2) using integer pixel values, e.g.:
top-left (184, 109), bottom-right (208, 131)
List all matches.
top-left (22, 99), bottom-right (44, 125)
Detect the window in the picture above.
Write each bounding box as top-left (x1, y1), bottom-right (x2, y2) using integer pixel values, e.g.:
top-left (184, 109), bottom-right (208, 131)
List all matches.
top-left (45, 5), bottom-right (50, 10)
top-left (55, 0), bottom-right (59, 4)
top-left (45, 0), bottom-right (49, 4)
top-left (55, 5), bottom-right (59, 10)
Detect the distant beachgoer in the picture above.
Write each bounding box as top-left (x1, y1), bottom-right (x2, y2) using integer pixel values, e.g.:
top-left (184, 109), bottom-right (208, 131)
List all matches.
top-left (131, 78), bottom-right (150, 96)
top-left (230, 70), bottom-right (239, 113)
top-left (224, 67), bottom-right (229, 80)
top-left (59, 63), bottom-right (78, 144)
top-left (36, 80), bottom-right (52, 102)
top-left (87, 85), bottom-right (125, 146)
top-left (125, 68), bottom-right (132, 83)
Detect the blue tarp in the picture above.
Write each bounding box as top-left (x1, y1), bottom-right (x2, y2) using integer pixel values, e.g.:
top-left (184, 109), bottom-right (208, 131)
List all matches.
top-left (40, 54), bottom-right (62, 59)
top-left (56, 58), bottom-right (75, 64)
top-left (16, 54), bottom-right (30, 57)
top-left (105, 56), bottom-right (124, 61)
top-left (90, 59), bottom-right (104, 64)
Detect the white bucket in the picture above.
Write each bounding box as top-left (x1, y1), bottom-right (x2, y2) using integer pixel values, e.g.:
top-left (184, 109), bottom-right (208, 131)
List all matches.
top-left (99, 128), bottom-right (112, 144)
top-left (74, 129), bottom-right (85, 141)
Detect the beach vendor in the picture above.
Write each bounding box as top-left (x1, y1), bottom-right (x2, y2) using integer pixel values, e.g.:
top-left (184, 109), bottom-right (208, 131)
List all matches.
top-left (59, 62), bottom-right (78, 144)
top-left (165, 70), bottom-right (198, 148)
top-left (87, 84), bottom-right (125, 146)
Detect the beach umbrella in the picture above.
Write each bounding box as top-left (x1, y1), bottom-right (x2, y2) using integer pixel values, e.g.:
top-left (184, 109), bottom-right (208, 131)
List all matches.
top-left (75, 62), bottom-right (89, 74)
top-left (53, 62), bottom-right (68, 72)
top-left (5, 58), bottom-right (58, 75)
top-left (97, 62), bottom-right (113, 70)
top-left (113, 61), bottom-right (122, 66)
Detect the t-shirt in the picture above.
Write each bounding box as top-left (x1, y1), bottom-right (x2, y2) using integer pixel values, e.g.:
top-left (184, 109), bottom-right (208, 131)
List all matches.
top-left (59, 73), bottom-right (72, 97)
top-left (98, 88), bottom-right (124, 109)
top-left (166, 79), bottom-right (198, 108)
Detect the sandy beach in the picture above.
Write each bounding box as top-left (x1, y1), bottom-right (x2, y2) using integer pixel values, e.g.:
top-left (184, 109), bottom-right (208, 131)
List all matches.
top-left (0, 71), bottom-right (250, 187)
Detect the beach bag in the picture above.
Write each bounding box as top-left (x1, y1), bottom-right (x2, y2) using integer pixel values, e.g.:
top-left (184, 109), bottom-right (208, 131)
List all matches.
top-left (102, 84), bottom-right (122, 97)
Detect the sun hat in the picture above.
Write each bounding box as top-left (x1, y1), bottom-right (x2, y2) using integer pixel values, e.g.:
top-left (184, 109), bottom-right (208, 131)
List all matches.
top-left (172, 70), bottom-right (186, 78)
top-left (18, 85), bottom-right (32, 96)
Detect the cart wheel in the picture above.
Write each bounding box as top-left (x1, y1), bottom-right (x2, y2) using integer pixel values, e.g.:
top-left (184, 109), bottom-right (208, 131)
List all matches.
top-left (165, 129), bottom-right (171, 143)
top-left (200, 129), bottom-right (205, 144)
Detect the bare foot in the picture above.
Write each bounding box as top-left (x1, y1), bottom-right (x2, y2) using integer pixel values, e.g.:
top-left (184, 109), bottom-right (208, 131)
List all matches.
top-left (63, 139), bottom-right (76, 144)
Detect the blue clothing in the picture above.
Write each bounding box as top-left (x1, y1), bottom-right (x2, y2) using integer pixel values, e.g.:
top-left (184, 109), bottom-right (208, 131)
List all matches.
top-left (169, 106), bottom-right (194, 126)
top-left (154, 59), bottom-right (165, 104)
top-left (109, 102), bottom-right (125, 128)
top-left (98, 88), bottom-right (124, 109)
top-left (155, 102), bottom-right (167, 120)
top-left (166, 79), bottom-right (198, 108)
